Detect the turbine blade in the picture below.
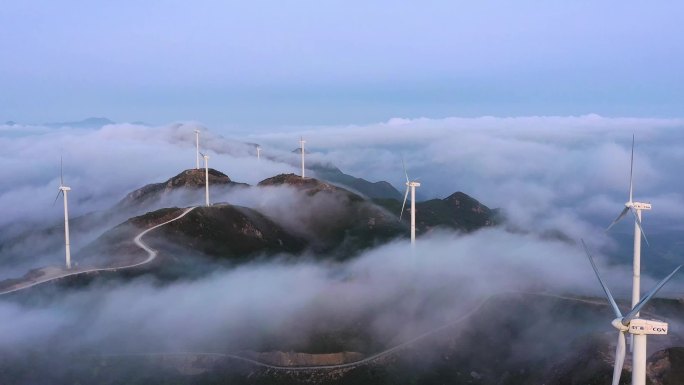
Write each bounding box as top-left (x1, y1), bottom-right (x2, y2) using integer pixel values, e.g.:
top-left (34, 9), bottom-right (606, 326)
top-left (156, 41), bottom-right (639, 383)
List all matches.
top-left (629, 134), bottom-right (634, 203)
top-left (581, 240), bottom-right (622, 318)
top-left (630, 207), bottom-right (649, 246)
top-left (606, 207), bottom-right (630, 232)
top-left (53, 190), bottom-right (63, 206)
top-left (60, 156), bottom-right (64, 186)
top-left (399, 187), bottom-right (409, 221)
top-left (611, 331), bottom-right (626, 385)
top-left (623, 264), bottom-right (682, 324)
top-left (402, 158), bottom-right (409, 183)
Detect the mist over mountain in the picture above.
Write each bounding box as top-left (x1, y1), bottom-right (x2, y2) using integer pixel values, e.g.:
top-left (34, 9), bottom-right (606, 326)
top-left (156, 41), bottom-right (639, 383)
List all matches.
top-left (81, 169), bottom-right (487, 269)
top-left (1, 118), bottom-right (684, 384)
top-left (4, 0), bottom-right (684, 381)
top-left (116, 168), bottom-right (248, 211)
top-left (374, 191), bottom-right (500, 233)
top-left (312, 164), bottom-right (402, 200)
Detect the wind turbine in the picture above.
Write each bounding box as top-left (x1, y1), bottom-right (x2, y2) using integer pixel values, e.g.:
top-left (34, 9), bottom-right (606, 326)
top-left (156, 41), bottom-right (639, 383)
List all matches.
top-left (606, 136), bottom-right (652, 359)
top-left (581, 241), bottom-right (680, 385)
top-left (53, 158), bottom-right (72, 269)
top-left (299, 137), bottom-right (306, 179)
top-left (607, 135), bottom-right (650, 244)
top-left (256, 145), bottom-right (261, 161)
top-left (399, 160), bottom-right (421, 245)
top-left (194, 129), bottom-right (200, 169)
top-left (200, 152), bottom-right (210, 206)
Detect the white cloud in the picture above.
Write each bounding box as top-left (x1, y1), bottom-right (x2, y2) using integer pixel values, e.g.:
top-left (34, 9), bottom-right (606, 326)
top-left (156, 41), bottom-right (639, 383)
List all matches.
top-left (3, 115), bottom-right (684, 274)
top-left (0, 230), bottom-right (648, 356)
top-left (251, 115), bottom-right (684, 234)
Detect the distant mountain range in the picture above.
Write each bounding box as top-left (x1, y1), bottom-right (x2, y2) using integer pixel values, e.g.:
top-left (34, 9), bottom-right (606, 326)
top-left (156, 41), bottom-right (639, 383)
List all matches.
top-left (45, 117), bottom-right (116, 128)
top-left (3, 117), bottom-right (153, 128)
top-left (311, 164), bottom-right (402, 200)
top-left (374, 191), bottom-right (502, 233)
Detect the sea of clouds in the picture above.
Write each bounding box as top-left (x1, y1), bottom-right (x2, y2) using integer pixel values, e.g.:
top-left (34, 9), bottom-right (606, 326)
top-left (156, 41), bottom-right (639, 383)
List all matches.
top-left (1, 115), bottom-right (683, 382)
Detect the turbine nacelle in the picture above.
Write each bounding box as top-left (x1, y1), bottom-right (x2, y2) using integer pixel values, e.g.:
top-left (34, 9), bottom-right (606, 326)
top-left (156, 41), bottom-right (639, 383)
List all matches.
top-left (59, 186), bottom-right (71, 192)
top-left (611, 317), bottom-right (668, 335)
top-left (628, 201), bottom-right (651, 211)
top-left (628, 318), bottom-right (668, 335)
top-left (406, 181), bottom-right (421, 187)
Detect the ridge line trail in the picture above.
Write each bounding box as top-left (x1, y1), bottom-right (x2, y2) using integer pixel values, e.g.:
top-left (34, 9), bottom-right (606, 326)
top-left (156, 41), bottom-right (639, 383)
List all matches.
top-left (0, 206), bottom-right (196, 295)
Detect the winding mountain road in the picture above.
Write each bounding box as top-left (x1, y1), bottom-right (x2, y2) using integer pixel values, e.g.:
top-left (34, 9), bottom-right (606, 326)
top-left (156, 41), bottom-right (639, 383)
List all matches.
top-left (97, 293), bottom-right (496, 371)
top-left (99, 291), bottom-right (622, 372)
top-left (0, 206), bottom-right (196, 295)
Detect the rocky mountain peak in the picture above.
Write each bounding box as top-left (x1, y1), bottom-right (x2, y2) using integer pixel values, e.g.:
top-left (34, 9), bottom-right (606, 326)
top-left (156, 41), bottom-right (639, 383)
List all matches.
top-left (166, 168), bottom-right (231, 187)
top-left (444, 191), bottom-right (492, 215)
top-left (258, 173), bottom-right (336, 191)
top-left (117, 168), bottom-right (236, 209)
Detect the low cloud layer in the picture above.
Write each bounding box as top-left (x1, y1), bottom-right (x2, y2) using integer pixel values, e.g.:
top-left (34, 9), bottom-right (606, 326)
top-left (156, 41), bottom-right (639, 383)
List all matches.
top-left (0, 230), bottom-right (650, 357)
top-left (252, 115), bottom-right (684, 252)
top-left (2, 115), bottom-right (684, 275)
top-left (2, 116), bottom-right (684, 383)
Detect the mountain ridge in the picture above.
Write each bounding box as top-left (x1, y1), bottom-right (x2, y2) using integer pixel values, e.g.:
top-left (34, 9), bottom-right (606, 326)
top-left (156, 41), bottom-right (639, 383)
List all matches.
top-left (45, 117), bottom-right (116, 128)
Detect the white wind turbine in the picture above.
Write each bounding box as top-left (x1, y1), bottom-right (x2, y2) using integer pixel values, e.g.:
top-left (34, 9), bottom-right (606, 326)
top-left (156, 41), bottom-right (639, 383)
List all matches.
top-left (399, 160), bottom-right (421, 245)
top-left (256, 145), bottom-right (261, 161)
top-left (194, 129), bottom-right (200, 169)
top-left (606, 135), bottom-right (652, 376)
top-left (53, 158), bottom-right (72, 269)
top-left (200, 152), bottom-right (210, 206)
top-left (581, 241), bottom-right (680, 385)
top-left (299, 137), bottom-right (306, 179)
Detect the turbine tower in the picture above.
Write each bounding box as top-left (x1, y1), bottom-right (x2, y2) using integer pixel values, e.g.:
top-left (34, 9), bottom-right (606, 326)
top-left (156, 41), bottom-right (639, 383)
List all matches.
top-left (581, 241), bottom-right (680, 385)
top-left (194, 129), bottom-right (200, 169)
top-left (54, 158), bottom-right (72, 269)
top-left (399, 160), bottom-right (421, 246)
top-left (256, 145), bottom-right (261, 161)
top-left (606, 135), bottom-right (652, 384)
top-left (200, 152), bottom-right (210, 206)
top-left (299, 137), bottom-right (306, 179)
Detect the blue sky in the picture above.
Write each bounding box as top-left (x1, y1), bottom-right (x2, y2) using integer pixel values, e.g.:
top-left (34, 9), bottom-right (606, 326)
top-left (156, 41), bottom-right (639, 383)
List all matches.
top-left (1, 1), bottom-right (683, 127)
